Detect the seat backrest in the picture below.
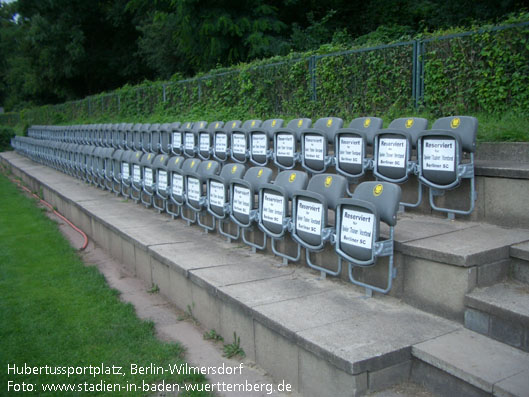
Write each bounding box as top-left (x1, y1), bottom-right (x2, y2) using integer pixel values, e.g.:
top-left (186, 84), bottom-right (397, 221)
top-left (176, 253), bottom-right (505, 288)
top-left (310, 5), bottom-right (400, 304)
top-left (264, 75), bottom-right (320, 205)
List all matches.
top-left (273, 170), bottom-right (309, 199)
top-left (352, 182), bottom-right (401, 226)
top-left (310, 117), bottom-right (344, 143)
top-left (285, 118), bottom-right (312, 139)
top-left (180, 158), bottom-right (200, 174)
top-left (218, 163), bottom-right (247, 184)
top-left (241, 119), bottom-right (262, 131)
top-left (196, 160), bottom-right (220, 178)
top-left (305, 174), bottom-right (348, 210)
top-left (387, 117), bottom-right (428, 146)
top-left (257, 119), bottom-right (284, 136)
top-left (166, 156), bottom-right (185, 172)
top-left (347, 117), bottom-right (383, 145)
top-left (243, 167), bottom-right (274, 191)
top-left (430, 116), bottom-right (477, 153)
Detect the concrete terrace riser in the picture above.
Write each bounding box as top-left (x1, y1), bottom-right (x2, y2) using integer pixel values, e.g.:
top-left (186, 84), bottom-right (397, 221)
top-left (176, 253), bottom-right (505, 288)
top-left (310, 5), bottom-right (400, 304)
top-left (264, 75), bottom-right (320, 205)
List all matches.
top-left (5, 154), bottom-right (529, 324)
top-left (2, 153), bottom-right (468, 397)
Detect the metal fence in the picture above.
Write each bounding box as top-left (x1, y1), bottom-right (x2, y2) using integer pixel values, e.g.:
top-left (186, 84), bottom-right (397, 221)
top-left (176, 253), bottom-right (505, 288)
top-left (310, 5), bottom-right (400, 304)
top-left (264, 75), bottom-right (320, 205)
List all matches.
top-left (11, 20), bottom-right (529, 126)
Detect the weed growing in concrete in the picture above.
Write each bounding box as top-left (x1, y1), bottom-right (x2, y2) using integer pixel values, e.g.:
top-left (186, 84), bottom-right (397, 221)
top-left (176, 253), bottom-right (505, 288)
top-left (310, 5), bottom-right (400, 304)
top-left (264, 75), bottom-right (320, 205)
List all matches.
top-left (203, 329), bottom-right (224, 343)
top-left (223, 332), bottom-right (245, 358)
top-left (147, 284), bottom-right (160, 294)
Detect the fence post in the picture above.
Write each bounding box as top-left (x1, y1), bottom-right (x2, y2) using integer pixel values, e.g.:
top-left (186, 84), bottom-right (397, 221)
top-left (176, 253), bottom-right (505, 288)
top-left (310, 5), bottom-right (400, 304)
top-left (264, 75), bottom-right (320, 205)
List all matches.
top-left (412, 40), bottom-right (425, 109)
top-left (309, 55), bottom-right (317, 101)
top-left (88, 98), bottom-right (91, 117)
top-left (117, 95), bottom-right (121, 114)
top-left (162, 84), bottom-right (167, 102)
top-left (198, 79), bottom-right (202, 101)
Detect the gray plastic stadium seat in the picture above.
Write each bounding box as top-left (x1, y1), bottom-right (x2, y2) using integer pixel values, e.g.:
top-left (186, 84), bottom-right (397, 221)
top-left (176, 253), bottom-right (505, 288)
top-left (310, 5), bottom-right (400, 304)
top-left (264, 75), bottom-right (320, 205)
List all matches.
top-left (140, 123), bottom-right (152, 153)
top-left (166, 156), bottom-right (191, 218)
top-left (291, 174), bottom-right (348, 276)
top-left (416, 116), bottom-right (478, 217)
top-left (198, 121), bottom-right (224, 160)
top-left (230, 120), bottom-right (262, 164)
top-left (137, 152), bottom-right (156, 205)
top-left (335, 117), bottom-right (383, 180)
top-left (372, 117), bottom-right (428, 208)
top-left (142, 154), bottom-right (169, 207)
top-left (119, 150), bottom-right (136, 197)
top-left (335, 181), bottom-right (401, 294)
top-left (273, 118), bottom-right (312, 170)
top-left (213, 120), bottom-right (242, 162)
top-left (131, 124), bottom-right (143, 151)
top-left (183, 121), bottom-right (208, 158)
top-left (249, 118), bottom-right (284, 166)
top-left (129, 151), bottom-right (145, 201)
top-left (169, 122), bottom-right (183, 155)
top-left (206, 163), bottom-right (247, 236)
top-left (110, 148), bottom-right (125, 194)
top-left (300, 117), bottom-right (344, 174)
top-left (101, 147), bottom-right (116, 190)
top-left (152, 154), bottom-right (172, 212)
top-left (258, 170), bottom-right (309, 262)
top-left (230, 167), bottom-right (274, 251)
top-left (182, 160), bottom-right (220, 225)
top-left (159, 123), bottom-right (171, 155)
top-left (149, 123), bottom-right (161, 153)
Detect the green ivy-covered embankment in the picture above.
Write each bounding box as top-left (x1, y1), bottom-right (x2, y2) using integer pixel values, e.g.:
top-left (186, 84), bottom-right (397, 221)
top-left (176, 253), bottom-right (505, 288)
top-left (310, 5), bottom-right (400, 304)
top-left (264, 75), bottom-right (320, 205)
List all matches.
top-left (6, 15), bottom-right (529, 142)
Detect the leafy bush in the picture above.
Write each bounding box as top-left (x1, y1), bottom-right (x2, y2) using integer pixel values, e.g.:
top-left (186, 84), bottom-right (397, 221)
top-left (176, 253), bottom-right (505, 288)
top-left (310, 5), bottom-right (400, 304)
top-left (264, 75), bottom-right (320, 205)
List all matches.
top-left (0, 127), bottom-right (15, 151)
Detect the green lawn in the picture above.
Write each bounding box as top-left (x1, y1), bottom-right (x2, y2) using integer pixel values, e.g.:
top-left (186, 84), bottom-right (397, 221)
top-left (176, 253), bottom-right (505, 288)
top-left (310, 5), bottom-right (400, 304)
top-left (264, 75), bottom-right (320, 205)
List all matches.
top-left (0, 172), bottom-right (209, 396)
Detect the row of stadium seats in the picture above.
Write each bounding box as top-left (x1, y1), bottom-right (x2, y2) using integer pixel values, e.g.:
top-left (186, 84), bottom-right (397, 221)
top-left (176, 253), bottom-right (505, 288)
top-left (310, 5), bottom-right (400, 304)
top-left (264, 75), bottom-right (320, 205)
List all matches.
top-left (26, 115), bottom-right (478, 217)
top-left (12, 134), bottom-right (404, 295)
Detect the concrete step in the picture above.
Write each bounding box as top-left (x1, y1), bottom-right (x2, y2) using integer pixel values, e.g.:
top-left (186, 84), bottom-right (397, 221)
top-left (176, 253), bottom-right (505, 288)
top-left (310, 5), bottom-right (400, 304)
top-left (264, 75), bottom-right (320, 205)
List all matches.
top-left (412, 328), bottom-right (529, 397)
top-left (465, 281), bottom-right (529, 352)
top-left (511, 242), bottom-right (529, 284)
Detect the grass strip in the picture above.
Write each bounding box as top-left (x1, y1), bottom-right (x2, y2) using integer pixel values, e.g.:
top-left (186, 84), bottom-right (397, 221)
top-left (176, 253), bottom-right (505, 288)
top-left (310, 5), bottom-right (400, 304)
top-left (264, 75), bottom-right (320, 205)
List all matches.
top-left (0, 172), bottom-right (209, 396)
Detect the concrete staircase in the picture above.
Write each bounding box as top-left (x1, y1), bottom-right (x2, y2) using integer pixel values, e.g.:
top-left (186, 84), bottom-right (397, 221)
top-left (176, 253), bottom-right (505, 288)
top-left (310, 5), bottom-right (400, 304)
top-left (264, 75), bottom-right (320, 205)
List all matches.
top-left (2, 145), bottom-right (529, 397)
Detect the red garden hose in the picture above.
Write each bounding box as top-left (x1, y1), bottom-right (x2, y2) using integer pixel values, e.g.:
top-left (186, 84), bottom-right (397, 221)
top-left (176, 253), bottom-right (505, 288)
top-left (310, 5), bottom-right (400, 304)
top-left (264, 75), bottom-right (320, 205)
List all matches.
top-left (11, 178), bottom-right (89, 251)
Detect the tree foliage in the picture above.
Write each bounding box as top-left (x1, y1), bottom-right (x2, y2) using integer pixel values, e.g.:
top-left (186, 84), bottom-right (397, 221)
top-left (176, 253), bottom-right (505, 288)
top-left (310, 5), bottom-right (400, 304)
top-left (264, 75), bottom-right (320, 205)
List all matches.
top-left (0, 0), bottom-right (526, 110)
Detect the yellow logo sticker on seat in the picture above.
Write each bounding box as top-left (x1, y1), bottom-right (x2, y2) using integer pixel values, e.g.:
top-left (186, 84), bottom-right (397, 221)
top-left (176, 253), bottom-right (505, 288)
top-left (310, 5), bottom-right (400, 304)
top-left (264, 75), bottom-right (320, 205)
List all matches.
top-left (298, 119), bottom-right (303, 127)
top-left (232, 122), bottom-right (236, 128)
top-left (289, 173), bottom-right (296, 182)
top-left (272, 120), bottom-right (276, 127)
top-left (231, 165), bottom-right (237, 174)
top-left (207, 162), bottom-right (212, 169)
top-left (405, 119), bottom-right (414, 129)
top-left (251, 120), bottom-right (256, 127)
top-left (257, 169), bottom-right (263, 177)
top-left (373, 184), bottom-right (383, 196)
top-left (175, 158), bottom-right (180, 164)
top-left (364, 118), bottom-right (371, 128)
top-left (451, 117), bottom-right (461, 129)
top-left (191, 160), bottom-right (195, 167)
top-left (160, 156), bottom-right (164, 162)
top-left (325, 176), bottom-right (332, 187)
top-left (327, 119), bottom-right (333, 127)
top-left (215, 122), bottom-right (219, 128)
top-left (136, 153), bottom-right (140, 158)
top-left (148, 154), bottom-right (152, 160)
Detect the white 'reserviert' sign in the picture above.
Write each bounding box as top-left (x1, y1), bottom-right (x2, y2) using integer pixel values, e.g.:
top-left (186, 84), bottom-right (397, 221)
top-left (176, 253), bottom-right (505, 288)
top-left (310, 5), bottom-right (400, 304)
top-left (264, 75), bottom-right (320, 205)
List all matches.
top-left (340, 209), bottom-right (374, 249)
top-left (233, 186), bottom-right (251, 215)
top-left (121, 162), bottom-right (130, 179)
top-left (187, 178), bottom-right (201, 201)
top-left (339, 137), bottom-right (363, 164)
top-left (144, 168), bottom-right (153, 187)
top-left (185, 133), bottom-right (194, 150)
top-left (215, 134), bottom-right (227, 153)
top-left (232, 134), bottom-right (246, 154)
top-left (262, 193), bottom-right (284, 225)
top-left (199, 134), bottom-right (210, 152)
top-left (172, 133), bottom-right (181, 148)
top-left (172, 174), bottom-right (183, 196)
top-left (276, 134), bottom-right (294, 157)
top-left (132, 164), bottom-right (141, 183)
top-left (304, 135), bottom-right (325, 161)
top-left (251, 134), bottom-right (267, 155)
top-left (158, 170), bottom-right (167, 191)
top-left (422, 139), bottom-right (455, 172)
top-left (209, 181), bottom-right (225, 207)
top-left (378, 138), bottom-right (406, 168)
top-left (296, 200), bottom-right (322, 235)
